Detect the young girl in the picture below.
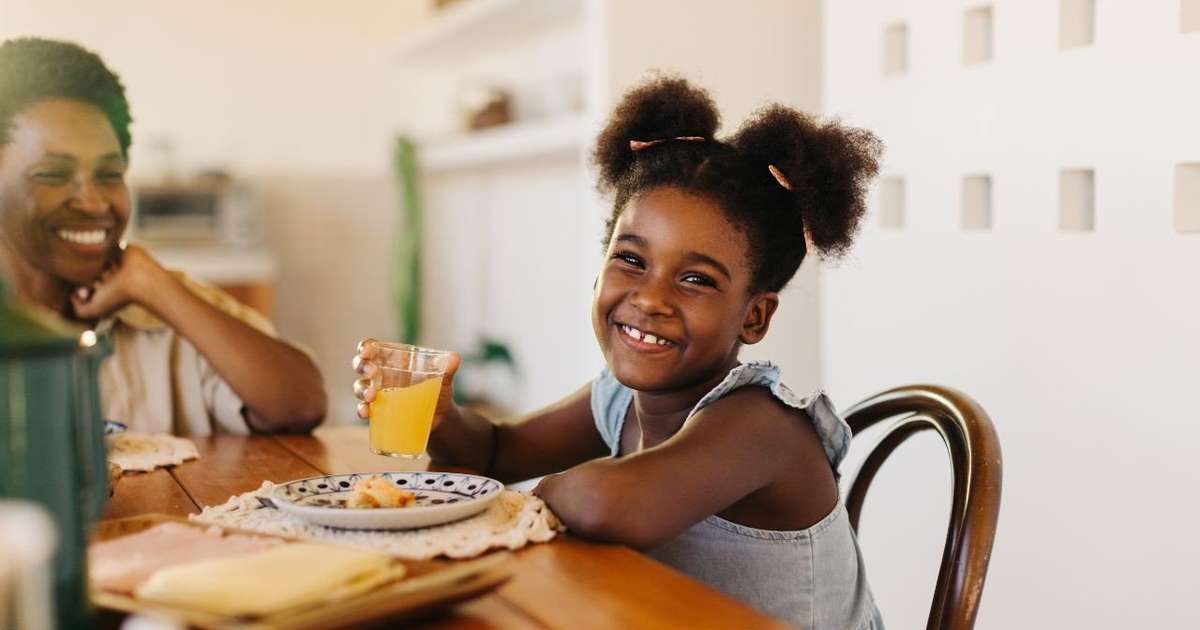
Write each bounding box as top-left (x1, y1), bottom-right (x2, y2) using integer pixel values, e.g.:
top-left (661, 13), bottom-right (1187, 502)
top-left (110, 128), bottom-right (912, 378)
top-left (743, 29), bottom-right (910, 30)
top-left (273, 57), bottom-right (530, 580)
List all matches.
top-left (354, 76), bottom-right (884, 629)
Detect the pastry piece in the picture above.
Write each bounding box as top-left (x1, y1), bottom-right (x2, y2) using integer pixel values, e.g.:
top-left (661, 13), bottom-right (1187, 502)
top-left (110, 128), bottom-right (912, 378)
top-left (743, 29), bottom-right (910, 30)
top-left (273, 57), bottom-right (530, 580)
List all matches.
top-left (347, 476), bottom-right (416, 509)
top-left (133, 543), bottom-right (402, 617)
top-left (106, 432), bottom-right (198, 472)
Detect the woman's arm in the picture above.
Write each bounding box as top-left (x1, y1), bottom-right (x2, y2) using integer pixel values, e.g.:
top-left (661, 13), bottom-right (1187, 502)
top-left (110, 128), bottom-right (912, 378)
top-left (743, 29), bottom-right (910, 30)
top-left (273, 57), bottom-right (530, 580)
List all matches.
top-left (72, 245), bottom-right (326, 432)
top-left (534, 386), bottom-right (831, 548)
top-left (354, 341), bottom-right (608, 483)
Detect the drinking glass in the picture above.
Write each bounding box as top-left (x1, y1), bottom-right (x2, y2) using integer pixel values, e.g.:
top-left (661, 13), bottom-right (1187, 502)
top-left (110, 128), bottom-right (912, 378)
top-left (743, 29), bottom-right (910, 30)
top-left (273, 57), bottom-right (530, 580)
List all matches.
top-left (366, 342), bottom-right (450, 459)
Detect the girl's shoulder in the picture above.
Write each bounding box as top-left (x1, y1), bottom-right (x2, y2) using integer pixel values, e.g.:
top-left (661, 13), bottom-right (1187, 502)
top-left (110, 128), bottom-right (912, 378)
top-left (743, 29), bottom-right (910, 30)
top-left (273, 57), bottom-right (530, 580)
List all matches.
top-left (691, 361), bottom-right (852, 470)
top-left (591, 361), bottom-right (853, 470)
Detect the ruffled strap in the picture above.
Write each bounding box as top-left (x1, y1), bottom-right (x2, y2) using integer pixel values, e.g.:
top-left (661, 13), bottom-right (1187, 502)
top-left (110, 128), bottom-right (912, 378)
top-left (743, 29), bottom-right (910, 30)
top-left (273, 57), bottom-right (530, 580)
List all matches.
top-left (688, 361), bottom-right (852, 471)
top-left (590, 368), bottom-right (633, 456)
top-left (590, 361), bottom-right (852, 470)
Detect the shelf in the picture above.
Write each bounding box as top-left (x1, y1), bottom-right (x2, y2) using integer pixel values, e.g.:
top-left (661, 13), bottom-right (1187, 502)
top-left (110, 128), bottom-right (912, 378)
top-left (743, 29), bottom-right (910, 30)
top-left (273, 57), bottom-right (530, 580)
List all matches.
top-left (419, 115), bottom-right (584, 172)
top-left (144, 245), bottom-right (278, 284)
top-left (394, 0), bottom-right (582, 64)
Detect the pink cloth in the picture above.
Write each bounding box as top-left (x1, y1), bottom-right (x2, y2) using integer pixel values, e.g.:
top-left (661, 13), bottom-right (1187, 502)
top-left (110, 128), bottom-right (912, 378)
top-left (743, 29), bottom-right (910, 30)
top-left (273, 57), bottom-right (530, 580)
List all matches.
top-left (89, 522), bottom-right (281, 592)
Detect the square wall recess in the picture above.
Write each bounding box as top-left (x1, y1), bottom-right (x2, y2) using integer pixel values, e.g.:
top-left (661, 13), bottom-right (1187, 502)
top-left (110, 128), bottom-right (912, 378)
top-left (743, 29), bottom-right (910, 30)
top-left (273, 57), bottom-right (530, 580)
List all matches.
top-left (1184, 0), bottom-right (1200, 33)
top-left (964, 6), bottom-right (994, 66)
top-left (961, 175), bottom-right (992, 230)
top-left (882, 23), bottom-right (909, 76)
top-left (1059, 169), bottom-right (1095, 232)
top-left (879, 176), bottom-right (905, 228)
top-left (1175, 163), bottom-right (1200, 233)
top-left (1059, 0), bottom-right (1095, 48)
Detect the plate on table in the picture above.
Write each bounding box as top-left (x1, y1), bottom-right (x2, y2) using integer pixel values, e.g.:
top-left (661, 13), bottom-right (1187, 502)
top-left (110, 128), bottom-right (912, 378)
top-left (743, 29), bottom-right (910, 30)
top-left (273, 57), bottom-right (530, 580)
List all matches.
top-left (270, 472), bottom-right (503, 530)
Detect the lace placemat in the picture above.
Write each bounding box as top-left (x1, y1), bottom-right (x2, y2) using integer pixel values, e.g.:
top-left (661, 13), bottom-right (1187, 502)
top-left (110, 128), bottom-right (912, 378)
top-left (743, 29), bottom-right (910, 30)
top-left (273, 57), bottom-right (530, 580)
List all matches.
top-left (190, 482), bottom-right (563, 560)
top-left (107, 432), bottom-right (199, 472)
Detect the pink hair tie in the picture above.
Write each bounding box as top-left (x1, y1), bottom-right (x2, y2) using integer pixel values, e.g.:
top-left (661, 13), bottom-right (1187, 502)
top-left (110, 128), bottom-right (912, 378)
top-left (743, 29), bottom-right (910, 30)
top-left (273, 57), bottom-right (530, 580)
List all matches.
top-left (768, 164), bottom-right (793, 191)
top-left (629, 136), bottom-right (706, 151)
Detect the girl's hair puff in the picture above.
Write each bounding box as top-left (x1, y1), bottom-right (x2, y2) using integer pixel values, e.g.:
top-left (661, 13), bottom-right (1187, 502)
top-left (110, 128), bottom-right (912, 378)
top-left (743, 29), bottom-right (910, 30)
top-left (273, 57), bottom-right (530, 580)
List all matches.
top-left (592, 75), bottom-right (882, 293)
top-left (593, 75), bottom-right (720, 193)
top-left (731, 106), bottom-right (882, 261)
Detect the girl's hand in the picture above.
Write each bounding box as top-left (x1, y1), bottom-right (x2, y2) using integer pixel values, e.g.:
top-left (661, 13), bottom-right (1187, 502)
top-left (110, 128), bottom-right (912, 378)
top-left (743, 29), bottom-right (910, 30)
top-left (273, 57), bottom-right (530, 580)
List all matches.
top-left (70, 244), bottom-right (173, 320)
top-left (352, 339), bottom-right (462, 426)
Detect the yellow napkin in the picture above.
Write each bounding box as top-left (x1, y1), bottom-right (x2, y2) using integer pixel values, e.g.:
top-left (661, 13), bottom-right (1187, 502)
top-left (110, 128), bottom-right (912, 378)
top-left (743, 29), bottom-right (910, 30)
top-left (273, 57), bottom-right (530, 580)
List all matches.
top-left (133, 543), bottom-right (402, 617)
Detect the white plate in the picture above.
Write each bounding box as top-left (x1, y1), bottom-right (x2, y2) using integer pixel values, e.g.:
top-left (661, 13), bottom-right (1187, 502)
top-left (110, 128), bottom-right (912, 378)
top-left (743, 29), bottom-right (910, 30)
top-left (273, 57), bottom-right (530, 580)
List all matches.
top-left (270, 472), bottom-right (503, 530)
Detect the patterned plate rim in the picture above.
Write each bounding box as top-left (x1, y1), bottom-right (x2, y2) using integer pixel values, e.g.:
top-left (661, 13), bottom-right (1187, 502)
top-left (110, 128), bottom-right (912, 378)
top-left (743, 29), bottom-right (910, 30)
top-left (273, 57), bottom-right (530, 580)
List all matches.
top-left (271, 471), bottom-right (503, 514)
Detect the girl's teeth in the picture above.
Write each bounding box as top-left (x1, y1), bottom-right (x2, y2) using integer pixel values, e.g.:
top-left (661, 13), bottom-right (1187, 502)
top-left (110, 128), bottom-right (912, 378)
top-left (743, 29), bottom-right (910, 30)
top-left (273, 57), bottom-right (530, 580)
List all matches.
top-left (621, 324), bottom-right (672, 347)
top-left (57, 229), bottom-right (107, 245)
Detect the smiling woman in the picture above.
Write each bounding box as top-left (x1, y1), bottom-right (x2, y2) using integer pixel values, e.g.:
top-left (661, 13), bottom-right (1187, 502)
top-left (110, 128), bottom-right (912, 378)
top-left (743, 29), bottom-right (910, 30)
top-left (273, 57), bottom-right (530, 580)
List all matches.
top-left (0, 37), bottom-right (326, 436)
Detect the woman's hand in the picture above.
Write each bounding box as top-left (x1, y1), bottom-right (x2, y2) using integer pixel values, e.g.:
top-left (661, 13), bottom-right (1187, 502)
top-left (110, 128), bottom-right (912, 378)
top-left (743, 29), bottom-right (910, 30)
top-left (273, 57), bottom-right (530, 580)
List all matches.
top-left (70, 244), bottom-right (173, 320)
top-left (352, 338), bottom-right (462, 426)
top-left (63, 244), bottom-right (324, 430)
top-left (73, 243), bottom-right (325, 431)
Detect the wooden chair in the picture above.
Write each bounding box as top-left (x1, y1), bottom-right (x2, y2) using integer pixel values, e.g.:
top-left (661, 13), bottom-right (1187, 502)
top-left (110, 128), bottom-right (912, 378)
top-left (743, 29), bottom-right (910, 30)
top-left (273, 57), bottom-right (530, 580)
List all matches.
top-left (842, 385), bottom-right (1002, 630)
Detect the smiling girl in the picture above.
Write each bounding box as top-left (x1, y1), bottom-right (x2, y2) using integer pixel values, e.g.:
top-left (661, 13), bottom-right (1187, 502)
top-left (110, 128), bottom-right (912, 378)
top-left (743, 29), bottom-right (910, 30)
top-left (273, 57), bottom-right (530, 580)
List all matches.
top-left (354, 76), bottom-right (884, 628)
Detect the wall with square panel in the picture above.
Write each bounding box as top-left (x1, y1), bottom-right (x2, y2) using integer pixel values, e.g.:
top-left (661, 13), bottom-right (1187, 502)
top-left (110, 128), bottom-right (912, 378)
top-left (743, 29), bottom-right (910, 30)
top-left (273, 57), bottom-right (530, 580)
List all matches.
top-left (824, 1), bottom-right (1200, 628)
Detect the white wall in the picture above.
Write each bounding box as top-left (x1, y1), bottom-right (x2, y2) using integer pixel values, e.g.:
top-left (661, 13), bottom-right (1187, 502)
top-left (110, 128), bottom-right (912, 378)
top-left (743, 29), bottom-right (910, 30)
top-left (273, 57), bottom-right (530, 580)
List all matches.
top-left (0, 0), bottom-right (428, 175)
top-left (824, 1), bottom-right (1200, 628)
top-left (0, 0), bottom-right (432, 419)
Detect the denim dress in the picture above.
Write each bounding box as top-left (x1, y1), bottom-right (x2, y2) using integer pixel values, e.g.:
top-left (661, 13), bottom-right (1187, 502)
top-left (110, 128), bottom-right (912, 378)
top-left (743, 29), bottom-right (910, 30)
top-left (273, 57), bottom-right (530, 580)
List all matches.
top-left (591, 361), bottom-right (884, 629)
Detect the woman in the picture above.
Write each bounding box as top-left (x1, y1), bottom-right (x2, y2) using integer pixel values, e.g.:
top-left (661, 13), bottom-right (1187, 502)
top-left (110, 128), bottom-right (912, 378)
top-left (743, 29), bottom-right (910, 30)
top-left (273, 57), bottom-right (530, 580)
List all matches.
top-left (0, 37), bottom-right (325, 435)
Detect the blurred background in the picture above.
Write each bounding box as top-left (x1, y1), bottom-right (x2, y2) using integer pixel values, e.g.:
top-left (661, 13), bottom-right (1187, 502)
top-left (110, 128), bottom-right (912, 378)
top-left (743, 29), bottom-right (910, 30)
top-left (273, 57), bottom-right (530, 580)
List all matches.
top-left (2, 0), bottom-right (1198, 627)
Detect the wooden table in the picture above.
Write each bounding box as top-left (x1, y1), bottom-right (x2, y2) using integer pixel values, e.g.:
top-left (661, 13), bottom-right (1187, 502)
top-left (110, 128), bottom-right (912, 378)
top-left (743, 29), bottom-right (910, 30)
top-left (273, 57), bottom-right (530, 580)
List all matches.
top-left (102, 426), bottom-right (792, 629)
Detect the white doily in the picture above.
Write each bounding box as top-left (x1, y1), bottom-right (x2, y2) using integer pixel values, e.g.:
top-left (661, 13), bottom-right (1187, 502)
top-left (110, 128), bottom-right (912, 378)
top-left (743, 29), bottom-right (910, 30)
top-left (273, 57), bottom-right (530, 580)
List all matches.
top-left (107, 432), bottom-right (199, 472)
top-left (190, 482), bottom-right (563, 560)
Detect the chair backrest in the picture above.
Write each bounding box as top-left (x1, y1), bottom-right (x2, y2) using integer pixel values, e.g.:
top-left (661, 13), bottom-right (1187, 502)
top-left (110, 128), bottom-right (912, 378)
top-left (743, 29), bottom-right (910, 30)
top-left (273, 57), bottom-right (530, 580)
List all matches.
top-left (842, 385), bottom-right (1002, 630)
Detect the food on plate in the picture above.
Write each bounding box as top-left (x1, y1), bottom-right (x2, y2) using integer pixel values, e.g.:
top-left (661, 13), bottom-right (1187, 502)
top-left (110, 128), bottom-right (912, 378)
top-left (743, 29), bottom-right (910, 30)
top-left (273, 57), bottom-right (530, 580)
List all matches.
top-left (347, 475), bottom-right (416, 509)
top-left (133, 543), bottom-right (402, 617)
top-left (89, 522), bottom-right (281, 592)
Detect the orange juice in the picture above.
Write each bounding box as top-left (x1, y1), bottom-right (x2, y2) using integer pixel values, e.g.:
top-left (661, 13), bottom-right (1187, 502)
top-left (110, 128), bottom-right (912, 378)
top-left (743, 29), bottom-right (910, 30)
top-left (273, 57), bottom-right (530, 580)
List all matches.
top-left (368, 376), bottom-right (443, 457)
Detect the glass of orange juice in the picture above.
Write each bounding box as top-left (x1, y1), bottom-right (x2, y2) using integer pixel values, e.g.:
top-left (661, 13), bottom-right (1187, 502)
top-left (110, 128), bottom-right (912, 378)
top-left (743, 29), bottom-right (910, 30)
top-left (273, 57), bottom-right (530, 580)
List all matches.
top-left (367, 343), bottom-right (450, 458)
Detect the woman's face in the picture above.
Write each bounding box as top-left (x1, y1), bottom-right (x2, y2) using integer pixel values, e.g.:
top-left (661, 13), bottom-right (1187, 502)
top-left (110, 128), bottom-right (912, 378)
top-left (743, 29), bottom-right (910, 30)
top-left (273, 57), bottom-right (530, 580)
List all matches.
top-left (0, 99), bottom-right (130, 285)
top-left (592, 187), bottom-right (777, 392)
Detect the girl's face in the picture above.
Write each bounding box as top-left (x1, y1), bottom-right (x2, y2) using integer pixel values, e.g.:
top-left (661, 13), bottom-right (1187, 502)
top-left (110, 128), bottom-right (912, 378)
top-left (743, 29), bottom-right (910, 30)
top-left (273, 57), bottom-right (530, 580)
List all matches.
top-left (592, 187), bottom-right (778, 392)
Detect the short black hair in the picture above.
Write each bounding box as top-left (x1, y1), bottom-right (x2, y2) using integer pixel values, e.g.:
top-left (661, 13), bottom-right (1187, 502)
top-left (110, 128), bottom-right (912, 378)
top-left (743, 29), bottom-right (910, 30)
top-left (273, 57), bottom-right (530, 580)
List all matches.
top-left (0, 37), bottom-right (132, 156)
top-left (593, 75), bottom-right (882, 293)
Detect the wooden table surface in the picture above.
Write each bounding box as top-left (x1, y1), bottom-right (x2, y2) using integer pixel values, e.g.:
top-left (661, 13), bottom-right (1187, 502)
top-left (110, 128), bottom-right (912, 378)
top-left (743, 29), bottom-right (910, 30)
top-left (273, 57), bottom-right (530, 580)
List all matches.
top-left (102, 426), bottom-right (792, 629)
